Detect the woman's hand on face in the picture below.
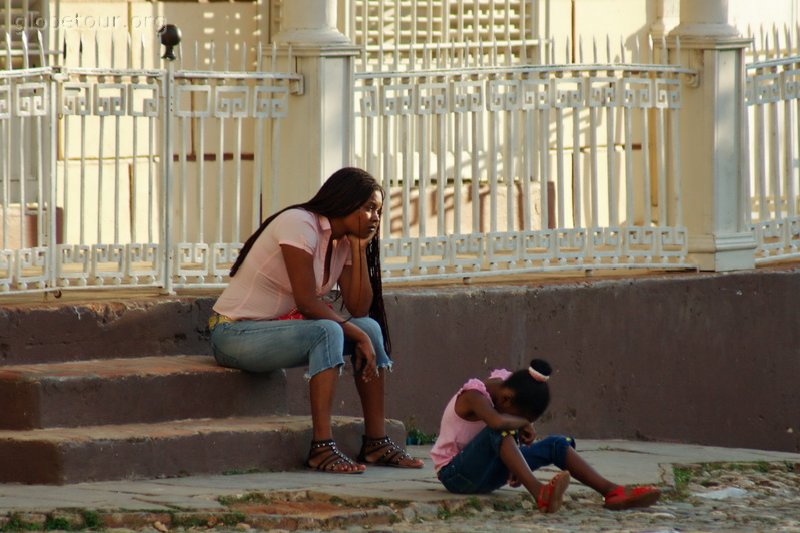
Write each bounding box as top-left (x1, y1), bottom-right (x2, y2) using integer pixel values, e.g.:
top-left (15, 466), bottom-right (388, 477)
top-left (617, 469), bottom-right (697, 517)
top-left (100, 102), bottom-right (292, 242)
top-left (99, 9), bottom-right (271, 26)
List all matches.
top-left (353, 330), bottom-right (378, 382)
top-left (346, 231), bottom-right (375, 250)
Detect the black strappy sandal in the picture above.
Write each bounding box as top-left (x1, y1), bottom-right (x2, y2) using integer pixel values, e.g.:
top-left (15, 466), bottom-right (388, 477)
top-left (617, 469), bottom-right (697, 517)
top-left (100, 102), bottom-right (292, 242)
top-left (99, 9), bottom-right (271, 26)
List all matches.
top-left (305, 439), bottom-right (365, 474)
top-left (356, 435), bottom-right (424, 469)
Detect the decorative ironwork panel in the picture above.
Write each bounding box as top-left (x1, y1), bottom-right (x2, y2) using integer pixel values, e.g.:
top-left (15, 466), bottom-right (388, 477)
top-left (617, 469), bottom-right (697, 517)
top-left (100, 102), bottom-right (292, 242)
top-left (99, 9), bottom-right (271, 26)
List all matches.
top-left (90, 244), bottom-right (127, 285)
top-left (16, 82), bottom-right (48, 116)
top-left (520, 231), bottom-right (557, 264)
top-left (553, 77), bottom-right (584, 108)
top-left (14, 249), bottom-right (49, 291)
top-left (520, 78), bottom-right (550, 110)
top-left (355, 84), bottom-right (380, 118)
top-left (654, 78), bottom-right (681, 109)
top-left (383, 84), bottom-right (414, 115)
top-left (487, 79), bottom-right (521, 111)
top-left (128, 83), bottom-right (160, 117)
top-left (174, 242), bottom-right (211, 285)
top-left (416, 82), bottom-right (448, 115)
top-left (214, 86), bottom-right (249, 118)
top-left (125, 243), bottom-right (160, 284)
top-left (587, 77), bottom-right (618, 108)
top-left (748, 72), bottom-right (782, 105)
top-left (0, 85), bottom-right (9, 119)
top-left (588, 227), bottom-right (623, 261)
top-left (417, 236), bottom-right (450, 274)
top-left (621, 78), bottom-right (653, 108)
top-left (175, 84), bottom-right (212, 118)
top-left (61, 83), bottom-right (93, 115)
top-left (94, 83), bottom-right (127, 116)
top-left (253, 84), bottom-right (289, 118)
top-left (453, 80), bottom-right (484, 113)
top-left (450, 234), bottom-right (484, 273)
top-left (381, 238), bottom-right (415, 277)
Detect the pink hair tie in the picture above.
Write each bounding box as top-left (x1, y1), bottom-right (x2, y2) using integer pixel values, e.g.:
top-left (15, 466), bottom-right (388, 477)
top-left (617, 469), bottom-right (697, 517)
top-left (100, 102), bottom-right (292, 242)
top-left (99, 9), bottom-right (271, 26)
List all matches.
top-left (528, 367), bottom-right (549, 382)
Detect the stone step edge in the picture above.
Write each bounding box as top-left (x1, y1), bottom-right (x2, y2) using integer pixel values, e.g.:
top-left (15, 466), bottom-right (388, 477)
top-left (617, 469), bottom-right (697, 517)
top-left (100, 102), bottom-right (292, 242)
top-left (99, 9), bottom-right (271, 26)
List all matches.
top-left (0, 355), bottom-right (231, 380)
top-left (0, 415), bottom-right (362, 442)
top-left (0, 355), bottom-right (288, 430)
top-left (0, 415), bottom-right (406, 484)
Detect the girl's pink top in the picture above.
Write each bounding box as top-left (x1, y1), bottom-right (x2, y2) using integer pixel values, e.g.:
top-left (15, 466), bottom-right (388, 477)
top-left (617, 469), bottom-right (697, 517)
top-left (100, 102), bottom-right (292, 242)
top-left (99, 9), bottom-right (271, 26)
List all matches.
top-left (429, 369), bottom-right (512, 472)
top-left (213, 208), bottom-right (351, 320)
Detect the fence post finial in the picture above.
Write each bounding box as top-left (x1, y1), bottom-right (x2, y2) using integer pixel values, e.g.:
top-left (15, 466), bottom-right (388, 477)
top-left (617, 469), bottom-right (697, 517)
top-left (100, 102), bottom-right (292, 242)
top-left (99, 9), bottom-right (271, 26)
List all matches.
top-left (159, 24), bottom-right (181, 61)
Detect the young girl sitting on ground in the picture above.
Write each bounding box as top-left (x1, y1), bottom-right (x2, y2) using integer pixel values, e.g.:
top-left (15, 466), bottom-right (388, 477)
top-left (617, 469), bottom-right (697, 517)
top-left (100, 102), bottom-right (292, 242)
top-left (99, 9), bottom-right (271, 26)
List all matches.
top-left (430, 359), bottom-right (661, 513)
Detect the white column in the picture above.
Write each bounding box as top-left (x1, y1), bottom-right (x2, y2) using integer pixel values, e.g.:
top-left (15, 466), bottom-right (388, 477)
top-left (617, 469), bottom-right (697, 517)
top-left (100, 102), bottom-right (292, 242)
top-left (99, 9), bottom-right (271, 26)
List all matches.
top-left (669, 0), bottom-right (756, 271)
top-left (271, 0), bottom-right (359, 207)
top-left (651, 0), bottom-right (680, 39)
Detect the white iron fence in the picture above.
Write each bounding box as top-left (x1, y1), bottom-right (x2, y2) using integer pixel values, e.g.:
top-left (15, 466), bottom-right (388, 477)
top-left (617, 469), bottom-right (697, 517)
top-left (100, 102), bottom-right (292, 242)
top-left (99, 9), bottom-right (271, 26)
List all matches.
top-left (745, 25), bottom-right (800, 264)
top-left (0, 31), bottom-right (300, 294)
top-left (356, 40), bottom-right (695, 281)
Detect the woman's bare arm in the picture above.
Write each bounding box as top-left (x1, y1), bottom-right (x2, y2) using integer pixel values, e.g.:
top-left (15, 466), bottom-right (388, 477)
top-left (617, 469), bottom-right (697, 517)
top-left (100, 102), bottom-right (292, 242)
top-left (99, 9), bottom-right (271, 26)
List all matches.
top-left (338, 235), bottom-right (374, 317)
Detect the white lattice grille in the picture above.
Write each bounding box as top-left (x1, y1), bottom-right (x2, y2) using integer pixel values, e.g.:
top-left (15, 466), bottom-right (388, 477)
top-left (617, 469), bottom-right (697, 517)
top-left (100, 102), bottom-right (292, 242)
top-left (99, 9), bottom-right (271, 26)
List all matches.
top-left (745, 25), bottom-right (800, 264)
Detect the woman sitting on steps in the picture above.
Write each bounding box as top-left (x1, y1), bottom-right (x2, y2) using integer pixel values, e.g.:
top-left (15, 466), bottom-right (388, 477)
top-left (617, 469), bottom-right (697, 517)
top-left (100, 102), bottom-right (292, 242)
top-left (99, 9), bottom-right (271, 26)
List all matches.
top-left (209, 167), bottom-right (423, 473)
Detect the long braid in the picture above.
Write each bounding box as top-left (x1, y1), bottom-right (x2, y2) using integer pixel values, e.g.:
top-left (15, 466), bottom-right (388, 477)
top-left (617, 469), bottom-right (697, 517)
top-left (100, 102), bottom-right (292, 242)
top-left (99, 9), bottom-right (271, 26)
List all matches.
top-left (230, 205), bottom-right (300, 277)
top-left (366, 232), bottom-right (391, 355)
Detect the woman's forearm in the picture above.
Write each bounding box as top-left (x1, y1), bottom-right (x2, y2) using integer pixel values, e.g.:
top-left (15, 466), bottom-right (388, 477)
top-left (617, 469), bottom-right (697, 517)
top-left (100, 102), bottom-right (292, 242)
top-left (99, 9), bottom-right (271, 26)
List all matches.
top-left (341, 238), bottom-right (373, 316)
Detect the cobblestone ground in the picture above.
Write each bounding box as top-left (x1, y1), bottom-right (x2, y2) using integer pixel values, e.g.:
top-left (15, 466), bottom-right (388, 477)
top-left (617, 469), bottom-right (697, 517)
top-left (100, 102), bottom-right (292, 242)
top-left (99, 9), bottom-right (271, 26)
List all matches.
top-left (315, 461), bottom-right (800, 533)
top-left (38, 461), bottom-right (798, 533)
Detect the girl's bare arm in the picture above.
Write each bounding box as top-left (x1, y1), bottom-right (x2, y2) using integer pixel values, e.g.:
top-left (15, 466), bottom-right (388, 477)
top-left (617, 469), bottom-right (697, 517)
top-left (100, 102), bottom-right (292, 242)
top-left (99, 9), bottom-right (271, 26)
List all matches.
top-left (455, 390), bottom-right (530, 431)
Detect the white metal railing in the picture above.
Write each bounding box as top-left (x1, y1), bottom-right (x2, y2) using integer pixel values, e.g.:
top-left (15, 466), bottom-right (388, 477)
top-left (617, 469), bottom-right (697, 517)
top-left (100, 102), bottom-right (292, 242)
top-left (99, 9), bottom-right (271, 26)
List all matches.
top-left (355, 42), bottom-right (695, 282)
top-left (745, 25), bottom-right (800, 264)
top-left (0, 31), bottom-right (301, 294)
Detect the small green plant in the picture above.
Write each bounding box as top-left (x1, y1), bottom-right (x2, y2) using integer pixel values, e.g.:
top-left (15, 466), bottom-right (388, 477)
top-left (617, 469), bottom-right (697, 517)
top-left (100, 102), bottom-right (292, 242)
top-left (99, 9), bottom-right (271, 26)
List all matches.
top-left (81, 510), bottom-right (102, 530)
top-left (406, 427), bottom-right (437, 445)
top-left (672, 465), bottom-right (694, 496)
top-left (220, 512), bottom-right (247, 526)
top-left (464, 496), bottom-right (483, 512)
top-left (405, 416), bottom-right (438, 445)
top-left (755, 461), bottom-right (770, 473)
top-left (2, 514), bottom-right (41, 532)
top-left (43, 516), bottom-right (72, 531)
top-left (490, 497), bottom-right (524, 512)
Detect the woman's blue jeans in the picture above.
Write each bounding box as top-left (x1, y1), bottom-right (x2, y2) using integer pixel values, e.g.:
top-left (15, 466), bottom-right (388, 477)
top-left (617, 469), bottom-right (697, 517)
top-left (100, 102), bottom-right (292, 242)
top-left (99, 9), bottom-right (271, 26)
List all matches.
top-left (437, 428), bottom-right (576, 494)
top-left (210, 316), bottom-right (391, 379)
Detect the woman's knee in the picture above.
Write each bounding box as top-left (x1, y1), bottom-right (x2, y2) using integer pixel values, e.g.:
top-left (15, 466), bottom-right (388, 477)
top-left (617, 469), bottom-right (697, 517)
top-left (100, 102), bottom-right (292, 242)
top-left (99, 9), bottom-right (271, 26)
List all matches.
top-left (306, 319), bottom-right (346, 376)
top-left (349, 317), bottom-right (390, 365)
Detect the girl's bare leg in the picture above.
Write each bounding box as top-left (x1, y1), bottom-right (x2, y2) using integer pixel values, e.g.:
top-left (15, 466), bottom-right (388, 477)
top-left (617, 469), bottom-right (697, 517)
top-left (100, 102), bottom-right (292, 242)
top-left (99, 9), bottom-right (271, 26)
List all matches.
top-left (563, 447), bottom-right (617, 496)
top-left (499, 435), bottom-right (545, 496)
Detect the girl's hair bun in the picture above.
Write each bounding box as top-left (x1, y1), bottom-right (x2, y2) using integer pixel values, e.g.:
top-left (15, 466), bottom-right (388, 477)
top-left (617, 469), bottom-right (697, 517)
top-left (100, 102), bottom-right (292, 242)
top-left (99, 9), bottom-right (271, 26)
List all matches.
top-left (529, 358), bottom-right (552, 378)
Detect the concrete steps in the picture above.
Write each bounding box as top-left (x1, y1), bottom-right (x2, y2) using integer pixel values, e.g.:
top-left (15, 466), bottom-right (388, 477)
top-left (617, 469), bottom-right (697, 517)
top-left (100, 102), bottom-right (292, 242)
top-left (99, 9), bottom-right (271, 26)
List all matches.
top-left (0, 297), bottom-right (406, 484)
top-left (0, 416), bottom-right (404, 484)
top-left (0, 355), bottom-right (287, 429)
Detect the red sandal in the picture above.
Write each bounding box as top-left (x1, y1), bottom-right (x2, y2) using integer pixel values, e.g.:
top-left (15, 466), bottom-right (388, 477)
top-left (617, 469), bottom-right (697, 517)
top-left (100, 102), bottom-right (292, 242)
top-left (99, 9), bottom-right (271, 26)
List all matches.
top-left (603, 485), bottom-right (661, 510)
top-left (536, 471), bottom-right (571, 513)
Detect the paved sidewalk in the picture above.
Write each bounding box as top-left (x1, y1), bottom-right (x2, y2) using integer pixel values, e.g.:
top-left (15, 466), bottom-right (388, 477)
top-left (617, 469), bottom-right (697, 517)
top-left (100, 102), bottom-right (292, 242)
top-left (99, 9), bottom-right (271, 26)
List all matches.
top-left (0, 439), bottom-right (798, 531)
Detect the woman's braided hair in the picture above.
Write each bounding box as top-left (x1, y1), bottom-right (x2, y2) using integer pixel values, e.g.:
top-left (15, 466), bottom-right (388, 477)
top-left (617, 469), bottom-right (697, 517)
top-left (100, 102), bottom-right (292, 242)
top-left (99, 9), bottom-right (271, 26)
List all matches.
top-left (229, 167), bottom-right (391, 354)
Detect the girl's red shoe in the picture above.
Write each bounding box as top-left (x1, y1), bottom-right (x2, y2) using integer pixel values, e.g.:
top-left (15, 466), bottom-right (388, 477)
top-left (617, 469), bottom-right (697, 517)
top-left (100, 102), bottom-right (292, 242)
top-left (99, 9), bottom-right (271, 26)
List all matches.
top-left (603, 485), bottom-right (661, 510)
top-left (536, 471), bottom-right (571, 513)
